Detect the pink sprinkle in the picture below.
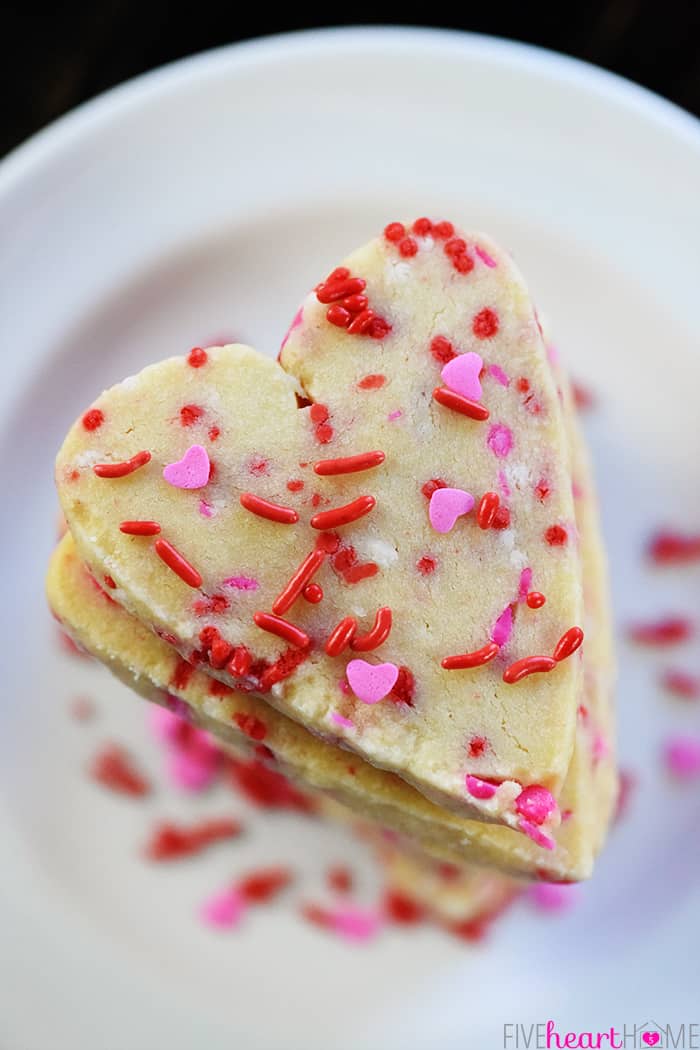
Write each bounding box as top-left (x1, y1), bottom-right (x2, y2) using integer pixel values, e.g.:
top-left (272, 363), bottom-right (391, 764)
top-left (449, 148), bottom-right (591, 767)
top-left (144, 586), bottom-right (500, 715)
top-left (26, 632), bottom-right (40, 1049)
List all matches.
top-left (338, 680), bottom-right (351, 695)
top-left (387, 409), bottom-right (403, 421)
top-left (149, 705), bottom-right (184, 743)
top-left (223, 575), bottom-right (259, 591)
top-left (475, 245), bottom-right (498, 268)
top-left (198, 499), bottom-right (214, 518)
top-left (572, 480), bottom-right (584, 500)
top-left (497, 469), bottom-right (511, 498)
top-left (200, 888), bottom-right (245, 929)
top-left (466, 775), bottom-right (497, 800)
top-left (518, 568), bottom-right (533, 602)
top-left (663, 735), bottom-right (700, 780)
top-left (488, 364), bottom-right (510, 387)
top-left (280, 305), bottom-right (304, 351)
top-left (528, 883), bottom-right (578, 912)
top-left (592, 731), bottom-right (609, 763)
top-left (546, 343), bottom-right (560, 365)
top-left (487, 423), bottom-right (514, 459)
top-left (331, 905), bottom-right (382, 942)
top-left (515, 785), bottom-right (557, 825)
top-left (518, 818), bottom-right (555, 850)
top-left (491, 605), bottom-right (513, 648)
top-left (331, 712), bottom-right (355, 728)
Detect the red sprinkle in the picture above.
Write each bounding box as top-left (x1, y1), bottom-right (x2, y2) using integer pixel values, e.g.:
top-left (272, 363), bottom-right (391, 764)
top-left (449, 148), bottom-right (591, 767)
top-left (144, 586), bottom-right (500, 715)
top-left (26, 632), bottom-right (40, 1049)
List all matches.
top-left (553, 626), bottom-right (584, 662)
top-left (316, 277), bottom-right (366, 305)
top-left (472, 307), bottom-right (499, 339)
top-left (180, 404), bottom-right (204, 427)
top-left (384, 889), bottom-right (425, 924)
top-left (660, 669), bottom-right (700, 699)
top-left (358, 373), bottom-right (386, 390)
top-left (234, 712), bottom-right (268, 741)
top-left (476, 491), bottom-right (500, 529)
top-left (442, 642), bottom-right (500, 670)
top-left (90, 745), bottom-right (150, 797)
top-left (227, 646), bottom-right (253, 678)
top-left (526, 591), bottom-right (547, 609)
top-left (384, 222), bottom-right (405, 242)
top-left (628, 617), bottom-right (694, 646)
top-left (239, 867), bottom-right (293, 903)
top-left (421, 477), bottom-right (447, 499)
top-left (648, 531), bottom-right (700, 565)
top-left (187, 347), bottom-right (208, 367)
top-left (240, 492), bottom-right (299, 525)
top-left (154, 539), bottom-right (202, 588)
top-left (287, 478), bottom-right (304, 492)
top-left (412, 217), bottom-right (433, 236)
top-left (350, 607), bottom-right (393, 652)
top-left (492, 506), bottom-right (511, 530)
top-left (93, 450), bottom-right (151, 478)
top-left (314, 451), bottom-right (385, 476)
top-left (388, 665), bottom-right (415, 706)
top-left (433, 386), bottom-right (490, 421)
top-left (545, 524), bottom-right (568, 546)
top-left (302, 582), bottom-right (323, 604)
top-left (430, 335), bottom-right (457, 365)
top-left (434, 221), bottom-right (454, 239)
top-left (253, 612), bottom-right (310, 649)
top-left (145, 818), bottom-right (241, 860)
top-left (327, 865), bottom-right (354, 894)
top-left (325, 617), bottom-right (357, 657)
top-left (310, 495), bottom-right (376, 531)
top-left (417, 555), bottom-right (437, 575)
top-left (119, 519), bottom-right (161, 536)
top-left (468, 735), bottom-right (489, 758)
top-left (171, 658), bottom-right (195, 691)
top-left (398, 236), bottom-right (418, 257)
top-left (272, 548), bottom-right (327, 615)
top-left (82, 408), bottom-right (104, 431)
top-left (503, 656), bottom-right (557, 684)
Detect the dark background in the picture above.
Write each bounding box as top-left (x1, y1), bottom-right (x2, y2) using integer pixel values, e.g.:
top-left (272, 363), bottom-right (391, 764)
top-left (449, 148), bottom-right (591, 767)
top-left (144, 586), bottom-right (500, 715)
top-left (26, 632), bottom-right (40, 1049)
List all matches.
top-left (2, 2), bottom-right (699, 157)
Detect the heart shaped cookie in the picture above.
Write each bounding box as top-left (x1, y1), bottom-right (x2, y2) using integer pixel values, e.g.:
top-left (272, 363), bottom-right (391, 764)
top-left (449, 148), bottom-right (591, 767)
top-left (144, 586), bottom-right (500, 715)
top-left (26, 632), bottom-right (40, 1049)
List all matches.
top-left (56, 220), bottom-right (588, 830)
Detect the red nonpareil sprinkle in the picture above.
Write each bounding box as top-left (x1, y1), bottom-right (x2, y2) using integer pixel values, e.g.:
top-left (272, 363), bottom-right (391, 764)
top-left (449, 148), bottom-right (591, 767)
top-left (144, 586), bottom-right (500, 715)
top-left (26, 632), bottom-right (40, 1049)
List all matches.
top-left (233, 712), bottom-right (268, 741)
top-left (468, 735), bottom-right (489, 758)
top-left (208, 426), bottom-right (220, 442)
top-left (476, 491), bottom-right (500, 529)
top-left (154, 539), bottom-right (202, 588)
top-left (526, 591), bottom-right (547, 609)
top-left (553, 626), bottom-right (584, 662)
top-left (327, 865), bottom-right (353, 894)
top-left (503, 655), bottom-right (557, 684)
top-left (82, 408), bottom-right (104, 431)
top-left (171, 658), bottom-right (195, 691)
top-left (421, 477), bottom-right (447, 499)
top-left (472, 307), bottom-right (499, 339)
top-left (444, 237), bottom-right (467, 258)
top-left (433, 386), bottom-right (490, 421)
top-left (398, 236), bottom-right (418, 257)
top-left (412, 217), bottom-right (433, 236)
top-left (287, 478), bottom-right (304, 492)
top-left (314, 451), bottom-right (385, 476)
top-left (239, 492), bottom-right (299, 525)
top-left (272, 548), bottom-right (326, 615)
top-left (545, 524), bottom-right (568, 546)
top-left (310, 495), bottom-right (376, 531)
top-left (187, 347), bottom-right (208, 367)
top-left (145, 818), bottom-right (241, 861)
top-left (350, 607), bottom-right (393, 652)
top-left (441, 642), bottom-right (500, 670)
top-left (358, 373), bottom-right (386, 390)
top-left (93, 450), bottom-right (151, 478)
top-left (209, 636), bottom-right (233, 669)
top-left (90, 745), bottom-right (150, 797)
top-left (453, 252), bottom-right (475, 274)
top-left (572, 381), bottom-right (595, 411)
top-left (660, 669), bottom-right (700, 699)
top-left (180, 404), bottom-right (204, 427)
top-left (239, 867), bottom-right (293, 903)
top-left (302, 582), bottom-right (323, 604)
top-left (253, 612), bottom-right (310, 649)
top-left (516, 377), bottom-right (530, 394)
top-left (388, 665), bottom-right (415, 706)
top-left (417, 555), bottom-right (437, 575)
top-left (430, 335), bottom-right (457, 365)
top-left (119, 519), bottom-right (161, 536)
top-left (628, 617), bottom-right (694, 646)
top-left (384, 222), bottom-right (405, 242)
top-left (384, 890), bottom-right (425, 924)
top-left (325, 617), bottom-right (357, 657)
top-left (648, 531), bottom-right (700, 565)
top-left (433, 220), bottom-right (454, 239)
top-left (492, 506), bottom-right (511, 530)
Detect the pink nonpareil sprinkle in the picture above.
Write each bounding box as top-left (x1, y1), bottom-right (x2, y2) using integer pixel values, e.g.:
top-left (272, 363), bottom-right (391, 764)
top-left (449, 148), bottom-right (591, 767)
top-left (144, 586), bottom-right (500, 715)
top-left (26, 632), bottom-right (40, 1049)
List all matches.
top-left (198, 499), bottom-right (214, 518)
top-left (518, 819), bottom-right (555, 850)
top-left (331, 905), bottom-right (383, 943)
top-left (200, 888), bottom-right (246, 929)
top-left (223, 575), bottom-right (260, 591)
top-left (475, 245), bottom-right (498, 268)
top-left (466, 775), bottom-right (497, 800)
top-left (497, 469), bottom-right (511, 498)
top-left (488, 423), bottom-right (514, 459)
top-left (663, 735), bottom-right (700, 780)
top-left (528, 882), bottom-right (578, 913)
top-left (387, 409), bottom-right (403, 421)
top-left (515, 785), bottom-right (557, 826)
top-left (518, 568), bottom-right (533, 602)
top-left (491, 605), bottom-right (513, 648)
top-left (331, 712), bottom-right (355, 728)
top-left (488, 364), bottom-right (510, 387)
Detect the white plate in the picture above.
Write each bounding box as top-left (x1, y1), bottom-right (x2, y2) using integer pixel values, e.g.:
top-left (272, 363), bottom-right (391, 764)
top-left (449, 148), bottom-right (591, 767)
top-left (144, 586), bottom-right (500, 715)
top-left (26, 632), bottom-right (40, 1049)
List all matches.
top-left (1, 27), bottom-right (699, 1050)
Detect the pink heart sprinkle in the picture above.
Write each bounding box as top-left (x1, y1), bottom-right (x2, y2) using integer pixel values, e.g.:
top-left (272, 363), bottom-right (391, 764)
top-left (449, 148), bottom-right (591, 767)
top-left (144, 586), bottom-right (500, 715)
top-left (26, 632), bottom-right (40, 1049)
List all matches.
top-left (429, 487), bottom-right (475, 533)
top-left (346, 659), bottom-right (399, 704)
top-left (441, 352), bottom-right (483, 401)
top-left (163, 444), bottom-right (210, 489)
top-left (466, 775), bottom-right (497, 800)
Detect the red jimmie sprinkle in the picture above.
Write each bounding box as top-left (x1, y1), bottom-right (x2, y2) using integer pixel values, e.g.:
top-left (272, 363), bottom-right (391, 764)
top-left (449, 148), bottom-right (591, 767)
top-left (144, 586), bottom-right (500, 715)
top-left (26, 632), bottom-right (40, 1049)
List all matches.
top-left (119, 520), bottom-right (161, 536)
top-left (526, 591), bottom-right (547, 609)
top-left (82, 408), bottom-right (104, 431)
top-left (310, 495), bottom-right (376, 531)
top-left (253, 612), bottom-right (310, 649)
top-left (358, 374), bottom-right (386, 390)
top-left (302, 582), bottom-right (323, 604)
top-left (234, 712), bottom-right (268, 741)
top-left (272, 548), bottom-right (326, 615)
top-left (90, 745), bottom-right (150, 797)
top-left (325, 617), bottom-right (357, 657)
top-left (314, 451), bottom-right (385, 476)
top-left (316, 276), bottom-right (366, 304)
top-left (503, 655), bottom-right (557, 684)
top-left (648, 531), bottom-right (700, 565)
top-left (628, 617), bottom-right (694, 646)
top-left (93, 450), bottom-right (151, 478)
top-left (154, 538), bottom-right (202, 588)
top-left (553, 626), bottom-right (584, 662)
top-left (227, 646), bottom-right (252, 677)
top-left (476, 492), bottom-right (500, 529)
top-left (239, 867), bottom-right (293, 903)
top-left (145, 818), bottom-right (241, 861)
top-left (239, 492), bottom-right (299, 525)
top-left (433, 386), bottom-right (490, 421)
top-left (350, 607), bottom-right (393, 652)
top-left (441, 642), bottom-right (500, 670)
